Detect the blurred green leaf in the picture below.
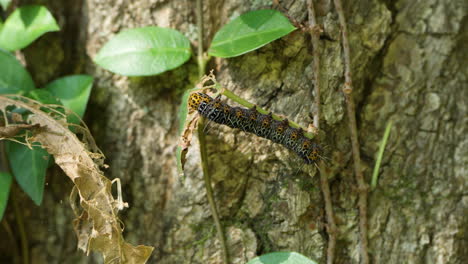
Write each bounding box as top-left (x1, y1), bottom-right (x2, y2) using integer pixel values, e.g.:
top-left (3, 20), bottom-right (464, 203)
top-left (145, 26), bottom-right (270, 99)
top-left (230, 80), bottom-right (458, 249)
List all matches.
top-left (6, 142), bottom-right (49, 205)
top-left (0, 171), bottom-right (12, 220)
top-left (0, 5), bottom-right (60, 51)
top-left (43, 75), bottom-right (93, 123)
top-left (26, 89), bottom-right (62, 105)
top-left (0, 49), bottom-right (35, 94)
top-left (0, 0), bottom-right (11, 11)
top-left (94, 26), bottom-right (191, 76)
top-left (247, 252), bottom-right (318, 264)
top-left (208, 9), bottom-right (296, 58)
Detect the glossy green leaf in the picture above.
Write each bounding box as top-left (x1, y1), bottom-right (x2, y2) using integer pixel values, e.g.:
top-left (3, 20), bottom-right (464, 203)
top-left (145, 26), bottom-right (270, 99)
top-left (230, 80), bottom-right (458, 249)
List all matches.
top-left (94, 26), bottom-right (191, 76)
top-left (0, 49), bottom-right (35, 94)
top-left (208, 9), bottom-right (296, 58)
top-left (6, 142), bottom-right (49, 205)
top-left (247, 252), bottom-right (318, 264)
top-left (0, 171), bottom-right (12, 220)
top-left (0, 0), bottom-right (11, 11)
top-left (43, 75), bottom-right (93, 122)
top-left (0, 5), bottom-right (60, 51)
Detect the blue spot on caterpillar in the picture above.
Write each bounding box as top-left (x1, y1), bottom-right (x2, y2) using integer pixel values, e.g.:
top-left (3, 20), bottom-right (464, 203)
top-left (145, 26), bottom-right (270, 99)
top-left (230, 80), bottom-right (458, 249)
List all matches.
top-left (188, 92), bottom-right (321, 164)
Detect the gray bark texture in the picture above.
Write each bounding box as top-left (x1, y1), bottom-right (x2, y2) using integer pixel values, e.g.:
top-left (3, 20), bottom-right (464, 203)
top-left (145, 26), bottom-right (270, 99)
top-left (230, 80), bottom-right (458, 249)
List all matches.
top-left (0, 0), bottom-right (466, 263)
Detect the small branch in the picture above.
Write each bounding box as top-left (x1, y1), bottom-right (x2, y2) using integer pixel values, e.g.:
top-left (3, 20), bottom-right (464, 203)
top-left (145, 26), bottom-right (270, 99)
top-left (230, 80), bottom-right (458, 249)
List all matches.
top-left (197, 120), bottom-right (229, 264)
top-left (320, 163), bottom-right (338, 264)
top-left (195, 1), bottom-right (229, 263)
top-left (196, 0), bottom-right (206, 78)
top-left (307, 2), bottom-right (336, 263)
top-left (332, 0), bottom-right (369, 263)
top-left (307, 0), bottom-right (321, 129)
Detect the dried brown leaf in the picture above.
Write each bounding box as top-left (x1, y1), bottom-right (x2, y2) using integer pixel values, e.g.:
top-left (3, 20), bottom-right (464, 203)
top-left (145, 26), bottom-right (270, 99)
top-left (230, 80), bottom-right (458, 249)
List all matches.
top-left (0, 95), bottom-right (153, 263)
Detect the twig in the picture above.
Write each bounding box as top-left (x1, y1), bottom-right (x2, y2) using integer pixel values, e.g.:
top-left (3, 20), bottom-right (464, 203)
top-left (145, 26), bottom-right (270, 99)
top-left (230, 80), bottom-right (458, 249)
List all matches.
top-left (196, 0), bottom-right (206, 78)
top-left (307, 0), bottom-right (321, 130)
top-left (195, 0), bottom-right (229, 263)
top-left (307, 1), bottom-right (337, 263)
top-left (197, 121), bottom-right (229, 264)
top-left (332, 0), bottom-right (369, 263)
top-left (320, 163), bottom-right (338, 264)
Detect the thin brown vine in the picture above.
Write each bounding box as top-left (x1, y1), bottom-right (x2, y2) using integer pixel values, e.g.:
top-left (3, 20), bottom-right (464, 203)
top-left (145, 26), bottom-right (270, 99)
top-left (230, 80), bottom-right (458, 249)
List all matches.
top-left (307, 1), bottom-right (338, 263)
top-left (333, 0), bottom-right (370, 263)
top-left (195, 0), bottom-right (230, 263)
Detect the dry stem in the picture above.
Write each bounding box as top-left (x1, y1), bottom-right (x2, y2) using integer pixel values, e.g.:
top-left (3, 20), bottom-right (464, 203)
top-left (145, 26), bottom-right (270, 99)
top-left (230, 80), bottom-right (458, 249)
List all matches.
top-left (307, 1), bottom-right (337, 263)
top-left (332, 0), bottom-right (370, 263)
top-left (320, 163), bottom-right (338, 264)
top-left (196, 0), bottom-right (229, 263)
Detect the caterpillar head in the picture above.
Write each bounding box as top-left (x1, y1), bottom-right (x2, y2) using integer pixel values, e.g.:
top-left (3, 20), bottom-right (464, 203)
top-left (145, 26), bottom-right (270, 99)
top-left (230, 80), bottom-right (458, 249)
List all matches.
top-left (188, 92), bottom-right (212, 111)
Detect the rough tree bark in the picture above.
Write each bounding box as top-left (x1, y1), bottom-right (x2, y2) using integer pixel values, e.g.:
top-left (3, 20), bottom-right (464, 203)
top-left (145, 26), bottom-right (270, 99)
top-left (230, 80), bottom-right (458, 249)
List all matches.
top-left (0, 0), bottom-right (466, 263)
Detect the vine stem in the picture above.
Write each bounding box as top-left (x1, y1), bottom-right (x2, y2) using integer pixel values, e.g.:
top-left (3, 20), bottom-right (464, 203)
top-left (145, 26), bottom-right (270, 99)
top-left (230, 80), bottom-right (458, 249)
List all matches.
top-left (307, 1), bottom-right (337, 263)
top-left (197, 120), bottom-right (229, 264)
top-left (195, 0), bottom-right (229, 263)
top-left (333, 0), bottom-right (369, 263)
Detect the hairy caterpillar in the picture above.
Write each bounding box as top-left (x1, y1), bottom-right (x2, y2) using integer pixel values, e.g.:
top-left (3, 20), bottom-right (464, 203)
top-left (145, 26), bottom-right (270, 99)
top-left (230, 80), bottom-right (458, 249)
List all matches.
top-left (188, 92), bottom-right (321, 164)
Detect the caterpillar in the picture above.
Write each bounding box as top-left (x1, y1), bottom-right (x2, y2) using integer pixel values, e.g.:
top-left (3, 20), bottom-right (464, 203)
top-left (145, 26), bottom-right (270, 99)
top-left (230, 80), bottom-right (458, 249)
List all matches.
top-left (188, 92), bottom-right (321, 164)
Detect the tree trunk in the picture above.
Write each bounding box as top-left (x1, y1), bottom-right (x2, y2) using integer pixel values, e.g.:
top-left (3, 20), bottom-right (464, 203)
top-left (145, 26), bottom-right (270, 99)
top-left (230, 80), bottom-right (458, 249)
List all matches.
top-left (1, 0), bottom-right (466, 263)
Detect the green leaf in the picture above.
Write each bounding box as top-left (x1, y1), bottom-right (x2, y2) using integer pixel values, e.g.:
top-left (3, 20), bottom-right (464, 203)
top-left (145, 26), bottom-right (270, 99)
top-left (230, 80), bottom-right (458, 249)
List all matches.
top-left (0, 49), bottom-right (35, 94)
top-left (0, 5), bottom-right (60, 51)
top-left (26, 89), bottom-right (62, 105)
top-left (0, 0), bottom-right (11, 11)
top-left (43, 75), bottom-right (93, 120)
top-left (0, 171), bottom-right (12, 220)
top-left (208, 9), bottom-right (296, 58)
top-left (94, 26), bottom-right (191, 76)
top-left (6, 142), bottom-right (49, 205)
top-left (247, 252), bottom-right (318, 264)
